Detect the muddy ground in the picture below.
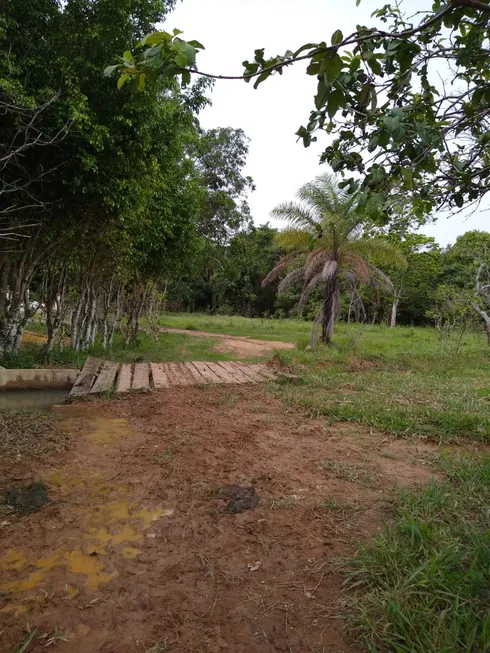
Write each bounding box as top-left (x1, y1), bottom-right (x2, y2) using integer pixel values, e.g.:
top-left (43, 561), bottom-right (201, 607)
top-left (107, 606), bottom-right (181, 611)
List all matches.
top-left (1, 385), bottom-right (442, 653)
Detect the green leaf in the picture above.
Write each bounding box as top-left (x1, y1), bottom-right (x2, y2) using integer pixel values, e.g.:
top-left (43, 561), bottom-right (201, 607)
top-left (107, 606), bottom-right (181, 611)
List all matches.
top-left (103, 64), bottom-right (119, 77)
top-left (327, 88), bottom-right (345, 118)
top-left (402, 167), bottom-right (413, 187)
top-left (137, 73), bottom-right (146, 90)
top-left (293, 43), bottom-right (318, 57)
top-left (173, 28), bottom-right (183, 36)
top-left (315, 78), bottom-right (330, 110)
top-left (324, 52), bottom-right (343, 82)
top-left (122, 50), bottom-right (133, 62)
top-left (253, 70), bottom-right (272, 89)
top-left (140, 31), bottom-right (172, 47)
top-left (331, 30), bottom-right (343, 46)
top-left (356, 0), bottom-right (361, 5)
top-left (306, 61), bottom-right (321, 75)
top-left (454, 193), bottom-right (464, 208)
top-left (187, 39), bottom-right (205, 50)
top-left (172, 39), bottom-right (197, 68)
top-left (117, 73), bottom-right (130, 89)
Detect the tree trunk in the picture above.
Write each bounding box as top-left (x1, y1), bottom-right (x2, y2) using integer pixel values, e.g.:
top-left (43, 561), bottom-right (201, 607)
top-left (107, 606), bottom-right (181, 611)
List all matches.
top-left (321, 275), bottom-right (339, 344)
top-left (471, 301), bottom-right (490, 346)
top-left (390, 297), bottom-right (399, 328)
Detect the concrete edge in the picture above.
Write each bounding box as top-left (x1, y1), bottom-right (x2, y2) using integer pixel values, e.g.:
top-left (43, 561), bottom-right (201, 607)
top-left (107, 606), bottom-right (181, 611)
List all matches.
top-left (0, 368), bottom-right (79, 391)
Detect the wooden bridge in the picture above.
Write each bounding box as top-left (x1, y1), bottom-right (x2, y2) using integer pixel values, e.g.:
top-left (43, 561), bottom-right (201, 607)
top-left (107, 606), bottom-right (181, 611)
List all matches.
top-left (70, 357), bottom-right (276, 396)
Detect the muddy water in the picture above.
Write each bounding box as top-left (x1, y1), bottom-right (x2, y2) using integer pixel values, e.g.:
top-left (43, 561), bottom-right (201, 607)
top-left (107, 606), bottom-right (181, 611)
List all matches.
top-left (1, 409), bottom-right (174, 605)
top-left (0, 388), bottom-right (67, 411)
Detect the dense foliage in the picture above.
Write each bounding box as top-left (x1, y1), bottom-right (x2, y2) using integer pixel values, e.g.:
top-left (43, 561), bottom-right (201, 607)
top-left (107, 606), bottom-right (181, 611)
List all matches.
top-left (116, 1), bottom-right (490, 222)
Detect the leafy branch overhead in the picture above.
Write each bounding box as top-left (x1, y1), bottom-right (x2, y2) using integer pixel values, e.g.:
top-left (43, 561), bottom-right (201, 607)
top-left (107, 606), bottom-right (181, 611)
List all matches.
top-left (104, 28), bottom-right (204, 89)
top-left (110, 0), bottom-right (490, 221)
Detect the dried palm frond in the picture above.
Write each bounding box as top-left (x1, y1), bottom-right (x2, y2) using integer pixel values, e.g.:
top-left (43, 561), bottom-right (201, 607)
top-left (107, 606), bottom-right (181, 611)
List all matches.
top-left (298, 272), bottom-right (324, 311)
top-left (304, 250), bottom-right (330, 281)
top-left (322, 259), bottom-right (338, 282)
top-left (367, 264), bottom-right (394, 290)
top-left (261, 250), bottom-right (304, 287)
top-left (341, 251), bottom-right (371, 285)
top-left (278, 267), bottom-right (305, 293)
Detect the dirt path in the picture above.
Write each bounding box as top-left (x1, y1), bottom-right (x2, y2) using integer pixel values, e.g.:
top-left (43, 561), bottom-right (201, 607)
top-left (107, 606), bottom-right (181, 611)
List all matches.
top-left (1, 387), bottom-right (441, 653)
top-left (161, 327), bottom-right (295, 358)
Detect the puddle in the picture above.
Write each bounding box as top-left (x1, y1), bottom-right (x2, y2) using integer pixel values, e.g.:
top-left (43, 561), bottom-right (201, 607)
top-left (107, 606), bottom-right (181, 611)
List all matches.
top-left (0, 407), bottom-right (174, 600)
top-left (0, 389), bottom-right (67, 411)
top-left (55, 413), bottom-right (132, 446)
top-left (0, 492), bottom-right (174, 595)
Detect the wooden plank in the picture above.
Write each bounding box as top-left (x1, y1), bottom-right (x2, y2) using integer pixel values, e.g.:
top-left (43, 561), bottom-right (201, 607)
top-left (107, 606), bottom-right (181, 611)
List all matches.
top-left (206, 362), bottom-right (244, 383)
top-left (228, 361), bottom-right (264, 382)
top-left (90, 361), bottom-right (119, 394)
top-left (249, 363), bottom-right (276, 380)
top-left (70, 357), bottom-right (102, 395)
top-left (191, 361), bottom-right (226, 384)
top-left (182, 362), bottom-right (207, 384)
top-left (159, 363), bottom-right (190, 386)
top-left (215, 361), bottom-right (255, 384)
top-left (151, 363), bottom-right (170, 389)
top-left (116, 364), bottom-right (133, 393)
top-left (132, 363), bottom-right (150, 391)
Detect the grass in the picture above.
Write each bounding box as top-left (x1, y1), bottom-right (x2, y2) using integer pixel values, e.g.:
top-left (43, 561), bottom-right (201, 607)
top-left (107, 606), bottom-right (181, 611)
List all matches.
top-left (159, 311), bottom-right (311, 343)
top-left (344, 455), bottom-right (490, 652)
top-left (320, 459), bottom-right (376, 486)
top-left (269, 496), bottom-right (296, 509)
top-left (0, 330), bottom-right (238, 369)
top-left (0, 410), bottom-right (68, 459)
top-left (269, 322), bottom-right (490, 444)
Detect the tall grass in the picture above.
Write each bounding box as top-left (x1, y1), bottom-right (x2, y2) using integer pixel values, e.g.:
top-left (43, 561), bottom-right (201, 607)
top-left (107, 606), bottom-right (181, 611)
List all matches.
top-left (345, 455), bottom-right (490, 652)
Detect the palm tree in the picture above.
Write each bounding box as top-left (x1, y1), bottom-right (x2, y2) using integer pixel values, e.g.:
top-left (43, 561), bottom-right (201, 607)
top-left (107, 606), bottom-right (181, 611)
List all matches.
top-left (262, 173), bottom-right (407, 344)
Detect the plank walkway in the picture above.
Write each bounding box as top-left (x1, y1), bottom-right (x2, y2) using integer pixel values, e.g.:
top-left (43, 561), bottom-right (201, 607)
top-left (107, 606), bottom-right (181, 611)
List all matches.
top-left (70, 357), bottom-right (276, 396)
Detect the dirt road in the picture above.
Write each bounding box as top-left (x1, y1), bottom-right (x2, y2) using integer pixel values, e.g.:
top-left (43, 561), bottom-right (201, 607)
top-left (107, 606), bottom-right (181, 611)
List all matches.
top-left (1, 386), bottom-right (439, 653)
top-left (161, 327), bottom-right (296, 358)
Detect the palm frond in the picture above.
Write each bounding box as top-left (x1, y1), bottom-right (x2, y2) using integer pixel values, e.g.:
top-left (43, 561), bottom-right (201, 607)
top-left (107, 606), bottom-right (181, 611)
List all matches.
top-left (322, 259), bottom-right (338, 282)
top-left (345, 238), bottom-right (407, 270)
top-left (271, 201), bottom-right (322, 233)
top-left (261, 250), bottom-right (304, 287)
top-left (278, 267), bottom-right (304, 293)
top-left (274, 228), bottom-right (313, 252)
top-left (367, 264), bottom-right (394, 291)
top-left (298, 272), bottom-right (324, 311)
top-left (340, 252), bottom-right (372, 285)
top-left (304, 249), bottom-right (332, 281)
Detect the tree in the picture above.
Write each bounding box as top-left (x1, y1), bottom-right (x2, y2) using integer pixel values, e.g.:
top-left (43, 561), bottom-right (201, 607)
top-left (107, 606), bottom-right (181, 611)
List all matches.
top-left (378, 234), bottom-right (442, 327)
top-left (442, 231), bottom-right (490, 343)
top-left (112, 1), bottom-right (490, 221)
top-left (194, 127), bottom-right (255, 244)
top-left (262, 173), bottom-right (406, 344)
top-left (0, 0), bottom-right (210, 355)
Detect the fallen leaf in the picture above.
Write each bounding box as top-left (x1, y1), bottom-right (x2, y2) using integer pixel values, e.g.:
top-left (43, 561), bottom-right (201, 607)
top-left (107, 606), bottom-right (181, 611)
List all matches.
top-left (247, 561), bottom-right (262, 572)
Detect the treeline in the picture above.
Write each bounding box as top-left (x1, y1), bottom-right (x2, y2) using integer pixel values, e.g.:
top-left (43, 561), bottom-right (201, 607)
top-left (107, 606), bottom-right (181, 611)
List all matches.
top-left (0, 0), bottom-right (252, 354)
top-left (168, 226), bottom-right (490, 330)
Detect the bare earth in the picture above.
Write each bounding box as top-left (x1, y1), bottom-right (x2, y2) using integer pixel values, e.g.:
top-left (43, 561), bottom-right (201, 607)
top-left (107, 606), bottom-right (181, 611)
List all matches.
top-left (1, 386), bottom-right (443, 653)
top-left (161, 327), bottom-right (296, 358)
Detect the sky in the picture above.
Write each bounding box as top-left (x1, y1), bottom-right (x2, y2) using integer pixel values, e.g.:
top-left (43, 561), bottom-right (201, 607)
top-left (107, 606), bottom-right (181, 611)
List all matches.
top-left (166, 0), bottom-right (490, 246)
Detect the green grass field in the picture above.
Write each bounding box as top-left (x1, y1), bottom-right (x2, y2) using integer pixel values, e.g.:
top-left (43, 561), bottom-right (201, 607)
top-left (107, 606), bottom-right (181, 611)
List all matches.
top-left (272, 323), bottom-right (490, 444)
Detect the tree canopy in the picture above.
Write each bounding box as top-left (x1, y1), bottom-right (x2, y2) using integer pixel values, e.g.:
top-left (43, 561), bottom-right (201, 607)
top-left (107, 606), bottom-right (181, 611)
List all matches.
top-left (111, 0), bottom-right (490, 223)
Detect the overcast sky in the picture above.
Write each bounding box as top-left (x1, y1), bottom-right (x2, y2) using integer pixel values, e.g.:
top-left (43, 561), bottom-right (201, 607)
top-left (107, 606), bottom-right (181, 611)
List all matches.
top-left (167, 0), bottom-right (489, 246)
